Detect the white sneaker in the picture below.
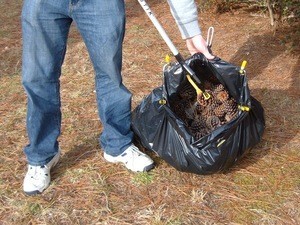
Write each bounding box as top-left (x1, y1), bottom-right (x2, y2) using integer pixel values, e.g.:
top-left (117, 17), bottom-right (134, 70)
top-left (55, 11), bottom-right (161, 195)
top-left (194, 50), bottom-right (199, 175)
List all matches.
top-left (23, 151), bottom-right (60, 195)
top-left (104, 144), bottom-right (154, 172)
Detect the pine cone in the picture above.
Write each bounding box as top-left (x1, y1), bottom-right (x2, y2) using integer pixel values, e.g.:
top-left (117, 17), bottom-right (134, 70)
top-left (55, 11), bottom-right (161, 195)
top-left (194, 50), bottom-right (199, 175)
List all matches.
top-left (202, 106), bottom-right (214, 118)
top-left (216, 90), bottom-right (229, 103)
top-left (172, 79), bottom-right (240, 136)
top-left (214, 104), bottom-right (226, 118)
top-left (194, 128), bottom-right (209, 139)
top-left (223, 99), bottom-right (237, 111)
top-left (206, 98), bottom-right (220, 112)
top-left (213, 83), bottom-right (225, 93)
top-left (190, 121), bottom-right (203, 133)
top-left (223, 99), bottom-right (238, 122)
top-left (194, 132), bottom-right (203, 140)
top-left (190, 115), bottom-right (205, 129)
top-left (206, 115), bottom-right (221, 130)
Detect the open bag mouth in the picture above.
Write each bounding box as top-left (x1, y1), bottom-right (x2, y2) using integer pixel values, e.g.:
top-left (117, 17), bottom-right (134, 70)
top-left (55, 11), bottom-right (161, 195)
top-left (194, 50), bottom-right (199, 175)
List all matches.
top-left (167, 54), bottom-right (243, 140)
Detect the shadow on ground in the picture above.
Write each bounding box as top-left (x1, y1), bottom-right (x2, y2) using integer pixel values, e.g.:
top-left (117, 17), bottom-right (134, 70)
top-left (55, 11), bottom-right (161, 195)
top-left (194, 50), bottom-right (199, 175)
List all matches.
top-left (227, 24), bottom-right (299, 172)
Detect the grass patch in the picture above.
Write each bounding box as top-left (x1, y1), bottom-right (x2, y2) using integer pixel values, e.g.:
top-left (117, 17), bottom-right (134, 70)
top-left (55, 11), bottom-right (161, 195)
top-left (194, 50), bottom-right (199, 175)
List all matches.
top-left (132, 172), bottom-right (154, 186)
top-left (28, 202), bottom-right (42, 216)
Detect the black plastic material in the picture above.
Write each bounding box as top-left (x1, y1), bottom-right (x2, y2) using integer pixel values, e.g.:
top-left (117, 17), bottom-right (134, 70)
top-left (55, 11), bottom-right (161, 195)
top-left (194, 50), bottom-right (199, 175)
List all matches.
top-left (132, 53), bottom-right (265, 175)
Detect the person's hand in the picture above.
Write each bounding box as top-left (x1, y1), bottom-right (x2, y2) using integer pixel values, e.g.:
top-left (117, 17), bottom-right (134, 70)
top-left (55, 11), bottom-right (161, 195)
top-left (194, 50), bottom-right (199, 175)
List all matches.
top-left (186, 34), bottom-right (214, 59)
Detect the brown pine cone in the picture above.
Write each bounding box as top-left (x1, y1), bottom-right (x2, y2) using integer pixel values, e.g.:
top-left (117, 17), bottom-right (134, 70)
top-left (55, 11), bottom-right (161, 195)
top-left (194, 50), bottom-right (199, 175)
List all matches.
top-left (223, 99), bottom-right (238, 111)
top-left (214, 104), bottom-right (226, 118)
top-left (216, 90), bottom-right (229, 102)
top-left (194, 128), bottom-right (209, 139)
top-left (196, 114), bottom-right (206, 126)
top-left (190, 115), bottom-right (206, 130)
top-left (194, 132), bottom-right (202, 140)
top-left (190, 121), bottom-right (203, 133)
top-left (206, 115), bottom-right (221, 130)
top-left (225, 113), bottom-right (238, 122)
top-left (223, 99), bottom-right (238, 122)
top-left (202, 106), bottom-right (214, 118)
top-left (213, 83), bottom-right (225, 93)
top-left (207, 98), bottom-right (220, 111)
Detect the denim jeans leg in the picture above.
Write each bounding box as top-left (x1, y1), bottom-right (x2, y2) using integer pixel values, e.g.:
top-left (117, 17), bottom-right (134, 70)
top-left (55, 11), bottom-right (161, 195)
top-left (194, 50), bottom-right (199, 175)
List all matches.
top-left (72, 0), bottom-right (133, 156)
top-left (21, 0), bottom-right (72, 165)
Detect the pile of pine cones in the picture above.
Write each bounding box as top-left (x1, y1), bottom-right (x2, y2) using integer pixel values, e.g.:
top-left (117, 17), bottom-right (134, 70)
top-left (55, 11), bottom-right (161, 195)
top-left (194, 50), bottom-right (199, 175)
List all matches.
top-left (170, 81), bottom-right (239, 139)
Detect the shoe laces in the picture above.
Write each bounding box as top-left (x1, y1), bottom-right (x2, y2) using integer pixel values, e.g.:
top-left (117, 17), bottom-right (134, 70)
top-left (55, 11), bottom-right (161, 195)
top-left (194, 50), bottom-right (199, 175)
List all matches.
top-left (28, 165), bottom-right (49, 181)
top-left (122, 145), bottom-right (142, 158)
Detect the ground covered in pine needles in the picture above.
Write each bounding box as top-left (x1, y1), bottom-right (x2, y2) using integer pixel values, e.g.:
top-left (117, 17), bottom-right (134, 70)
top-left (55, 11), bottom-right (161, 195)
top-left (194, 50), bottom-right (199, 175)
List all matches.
top-left (0, 0), bottom-right (299, 224)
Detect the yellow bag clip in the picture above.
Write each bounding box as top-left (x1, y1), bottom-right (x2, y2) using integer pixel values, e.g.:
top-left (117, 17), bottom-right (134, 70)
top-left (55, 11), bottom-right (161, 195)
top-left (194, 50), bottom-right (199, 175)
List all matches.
top-left (165, 54), bottom-right (171, 64)
top-left (238, 105), bottom-right (250, 111)
top-left (159, 99), bottom-right (167, 105)
top-left (239, 60), bottom-right (247, 74)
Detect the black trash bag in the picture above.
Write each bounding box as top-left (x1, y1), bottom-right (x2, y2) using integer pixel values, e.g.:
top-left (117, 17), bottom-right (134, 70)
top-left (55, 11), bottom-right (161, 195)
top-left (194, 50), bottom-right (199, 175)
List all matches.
top-left (132, 53), bottom-right (265, 175)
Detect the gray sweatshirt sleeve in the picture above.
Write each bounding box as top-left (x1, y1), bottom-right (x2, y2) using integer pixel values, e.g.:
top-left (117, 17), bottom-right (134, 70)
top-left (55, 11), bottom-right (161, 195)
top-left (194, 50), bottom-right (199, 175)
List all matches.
top-left (167, 0), bottom-right (201, 39)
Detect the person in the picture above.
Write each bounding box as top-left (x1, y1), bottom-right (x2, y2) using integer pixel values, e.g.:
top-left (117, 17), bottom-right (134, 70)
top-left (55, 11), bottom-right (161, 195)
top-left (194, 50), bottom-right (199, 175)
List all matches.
top-left (21, 0), bottom-right (214, 195)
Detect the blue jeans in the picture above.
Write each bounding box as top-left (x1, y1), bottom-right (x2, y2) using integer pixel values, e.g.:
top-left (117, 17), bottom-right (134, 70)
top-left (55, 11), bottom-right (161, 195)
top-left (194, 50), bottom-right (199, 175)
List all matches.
top-left (22, 0), bottom-right (133, 166)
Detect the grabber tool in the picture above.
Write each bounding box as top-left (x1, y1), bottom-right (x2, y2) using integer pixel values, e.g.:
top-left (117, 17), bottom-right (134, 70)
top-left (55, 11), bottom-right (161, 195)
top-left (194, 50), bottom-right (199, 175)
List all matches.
top-left (137, 0), bottom-right (211, 100)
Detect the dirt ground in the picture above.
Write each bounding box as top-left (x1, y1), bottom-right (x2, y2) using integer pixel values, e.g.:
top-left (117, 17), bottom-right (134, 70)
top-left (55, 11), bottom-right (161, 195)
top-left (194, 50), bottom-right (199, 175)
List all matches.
top-left (0, 0), bottom-right (299, 224)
